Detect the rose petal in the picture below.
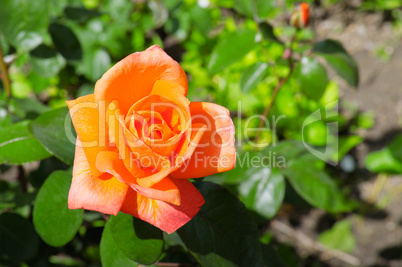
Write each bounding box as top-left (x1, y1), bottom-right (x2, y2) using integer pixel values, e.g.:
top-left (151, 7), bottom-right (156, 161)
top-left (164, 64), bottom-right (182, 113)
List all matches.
top-left (95, 45), bottom-right (187, 115)
top-left (95, 151), bottom-right (181, 205)
top-left (66, 94), bottom-right (111, 177)
top-left (120, 178), bottom-right (204, 234)
top-left (171, 102), bottom-right (236, 179)
top-left (68, 140), bottom-right (129, 215)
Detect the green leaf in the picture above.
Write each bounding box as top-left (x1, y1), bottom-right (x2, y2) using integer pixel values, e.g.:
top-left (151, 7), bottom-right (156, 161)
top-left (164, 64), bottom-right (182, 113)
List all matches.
top-left (295, 56), bottom-right (328, 101)
top-left (49, 23), bottom-right (83, 60)
top-left (331, 136), bottom-right (363, 162)
top-left (64, 6), bottom-right (101, 22)
top-left (9, 97), bottom-right (50, 119)
top-left (365, 149), bottom-right (402, 174)
top-left (0, 213), bottom-right (39, 264)
top-left (82, 48), bottom-right (111, 81)
top-left (259, 22), bottom-right (281, 43)
top-left (33, 170), bottom-right (84, 247)
top-left (110, 213), bottom-right (163, 265)
top-left (234, 0), bottom-right (274, 19)
top-left (239, 167), bottom-right (285, 219)
top-left (281, 157), bottom-right (355, 212)
top-left (100, 219), bottom-right (138, 267)
top-left (261, 244), bottom-right (287, 267)
top-left (0, 0), bottom-right (48, 51)
top-left (30, 54), bottom-right (66, 78)
top-left (319, 219), bottom-right (356, 253)
top-left (365, 134), bottom-right (402, 174)
top-left (30, 107), bottom-right (75, 164)
top-left (0, 121), bottom-right (51, 164)
top-left (208, 29), bottom-right (257, 74)
top-left (313, 39), bottom-right (359, 87)
top-left (177, 182), bottom-right (264, 267)
top-left (388, 135), bottom-right (402, 163)
top-left (240, 62), bottom-right (269, 93)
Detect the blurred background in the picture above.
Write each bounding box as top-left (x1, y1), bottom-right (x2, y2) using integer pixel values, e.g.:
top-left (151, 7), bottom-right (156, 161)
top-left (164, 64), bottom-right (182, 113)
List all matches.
top-left (0, 0), bottom-right (401, 266)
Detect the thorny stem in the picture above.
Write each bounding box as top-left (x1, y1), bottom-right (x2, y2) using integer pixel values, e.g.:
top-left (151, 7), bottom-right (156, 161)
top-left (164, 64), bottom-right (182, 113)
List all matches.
top-left (0, 41), bottom-right (11, 97)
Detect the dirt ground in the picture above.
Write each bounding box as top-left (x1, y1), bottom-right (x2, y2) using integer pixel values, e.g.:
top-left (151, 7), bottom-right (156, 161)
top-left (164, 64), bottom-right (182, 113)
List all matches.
top-left (270, 3), bottom-right (402, 267)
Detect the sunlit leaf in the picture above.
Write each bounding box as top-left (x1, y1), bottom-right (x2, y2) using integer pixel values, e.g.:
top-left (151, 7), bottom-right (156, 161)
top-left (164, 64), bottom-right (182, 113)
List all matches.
top-left (100, 218), bottom-right (139, 267)
top-left (33, 170), bottom-right (83, 247)
top-left (239, 167), bottom-right (285, 219)
top-left (208, 29), bottom-right (257, 73)
top-left (110, 213), bottom-right (163, 265)
top-left (240, 62), bottom-right (269, 93)
top-left (0, 121), bottom-right (51, 164)
top-left (295, 56), bottom-right (328, 101)
top-left (319, 219), bottom-right (356, 253)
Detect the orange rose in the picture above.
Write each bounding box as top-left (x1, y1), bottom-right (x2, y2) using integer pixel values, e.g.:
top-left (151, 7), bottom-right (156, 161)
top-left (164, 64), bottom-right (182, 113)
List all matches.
top-left (66, 45), bottom-right (236, 233)
top-left (290, 2), bottom-right (310, 29)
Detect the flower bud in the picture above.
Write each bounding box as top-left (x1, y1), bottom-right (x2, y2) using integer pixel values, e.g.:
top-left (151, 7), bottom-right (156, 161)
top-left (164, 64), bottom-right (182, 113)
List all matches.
top-left (290, 2), bottom-right (310, 29)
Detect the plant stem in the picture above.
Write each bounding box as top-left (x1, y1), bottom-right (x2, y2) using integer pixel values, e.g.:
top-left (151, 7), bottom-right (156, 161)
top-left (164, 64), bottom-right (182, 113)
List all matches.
top-left (254, 32), bottom-right (298, 145)
top-left (0, 42), bottom-right (11, 97)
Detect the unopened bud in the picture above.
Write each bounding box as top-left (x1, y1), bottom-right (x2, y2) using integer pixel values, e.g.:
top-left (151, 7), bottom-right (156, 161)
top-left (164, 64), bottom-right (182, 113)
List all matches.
top-left (290, 2), bottom-right (310, 29)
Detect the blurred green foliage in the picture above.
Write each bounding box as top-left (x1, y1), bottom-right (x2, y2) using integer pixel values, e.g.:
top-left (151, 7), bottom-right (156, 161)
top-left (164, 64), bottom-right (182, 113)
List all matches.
top-left (1, 0), bottom-right (401, 266)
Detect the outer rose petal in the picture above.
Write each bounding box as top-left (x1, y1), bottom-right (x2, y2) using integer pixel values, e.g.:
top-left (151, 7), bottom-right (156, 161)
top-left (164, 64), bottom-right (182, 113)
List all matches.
top-left (68, 141), bottom-right (129, 215)
top-left (171, 102), bottom-right (236, 179)
top-left (120, 178), bottom-right (204, 234)
top-left (95, 45), bottom-right (188, 115)
top-left (95, 150), bottom-right (181, 206)
top-left (66, 94), bottom-right (110, 177)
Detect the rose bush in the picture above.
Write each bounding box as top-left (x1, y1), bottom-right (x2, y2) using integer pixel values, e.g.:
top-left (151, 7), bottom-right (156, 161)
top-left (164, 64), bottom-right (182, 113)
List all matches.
top-left (66, 45), bottom-right (236, 233)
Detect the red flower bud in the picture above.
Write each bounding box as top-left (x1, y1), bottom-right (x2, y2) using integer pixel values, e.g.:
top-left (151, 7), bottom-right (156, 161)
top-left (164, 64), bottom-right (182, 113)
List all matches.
top-left (290, 2), bottom-right (310, 29)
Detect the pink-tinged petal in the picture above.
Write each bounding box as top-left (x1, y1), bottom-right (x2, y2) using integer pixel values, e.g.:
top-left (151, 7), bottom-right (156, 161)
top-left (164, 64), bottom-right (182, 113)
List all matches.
top-left (95, 151), bottom-right (181, 205)
top-left (95, 45), bottom-right (188, 115)
top-left (120, 178), bottom-right (205, 233)
top-left (171, 102), bottom-right (236, 179)
top-left (68, 140), bottom-right (128, 215)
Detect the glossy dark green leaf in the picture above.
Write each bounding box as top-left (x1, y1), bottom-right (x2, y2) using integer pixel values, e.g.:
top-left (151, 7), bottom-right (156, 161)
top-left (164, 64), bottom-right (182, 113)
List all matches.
top-left (0, 121), bottom-right (51, 164)
top-left (0, 213), bottom-right (39, 263)
top-left (33, 170), bottom-right (83, 247)
top-left (313, 39), bottom-right (359, 87)
top-left (281, 158), bottom-right (355, 212)
top-left (259, 22), bottom-right (281, 43)
top-left (234, 0), bottom-right (274, 19)
top-left (110, 213), bottom-right (163, 265)
top-left (208, 29), bottom-right (257, 74)
top-left (261, 244), bottom-right (287, 267)
top-left (64, 6), bottom-right (101, 22)
top-left (0, 0), bottom-right (48, 51)
top-left (100, 219), bottom-right (138, 267)
top-left (30, 107), bottom-right (75, 164)
top-left (49, 23), bottom-right (82, 60)
top-left (295, 56), bottom-right (328, 101)
top-left (319, 219), bottom-right (356, 253)
top-left (29, 44), bottom-right (57, 58)
top-left (240, 62), bottom-right (269, 93)
top-left (177, 182), bottom-right (264, 267)
top-left (239, 167), bottom-right (285, 219)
